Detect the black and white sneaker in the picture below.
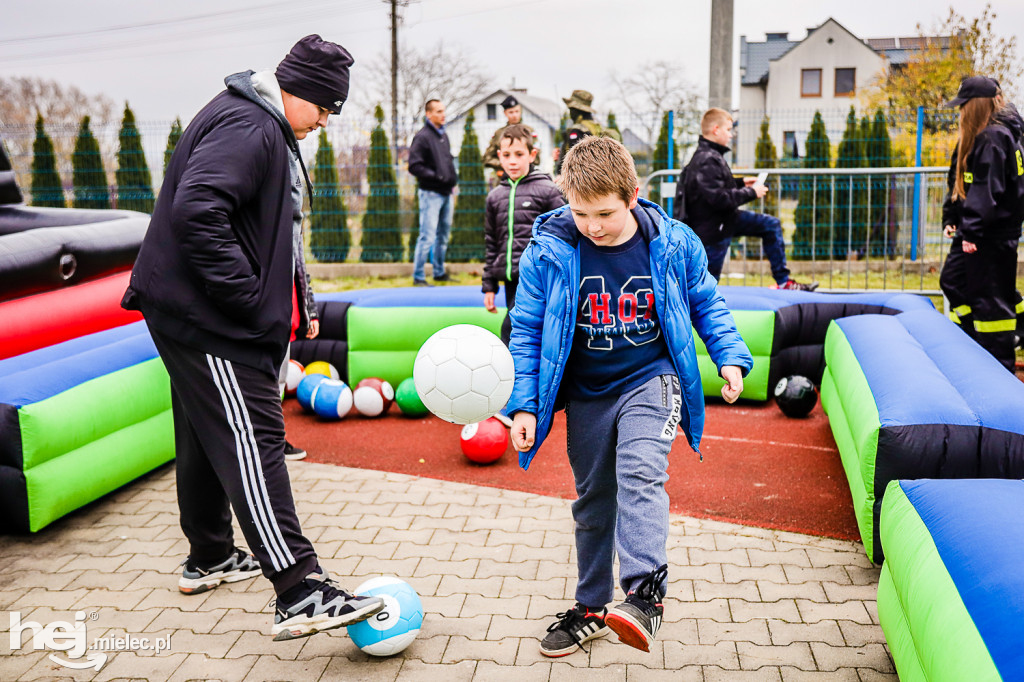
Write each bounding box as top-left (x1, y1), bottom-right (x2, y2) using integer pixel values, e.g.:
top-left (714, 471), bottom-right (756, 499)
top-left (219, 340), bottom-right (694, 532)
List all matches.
top-left (605, 564), bottom-right (668, 652)
top-left (283, 440), bottom-right (307, 461)
top-left (539, 604), bottom-right (609, 657)
top-left (271, 567), bottom-right (385, 641)
top-left (178, 547), bottom-right (261, 595)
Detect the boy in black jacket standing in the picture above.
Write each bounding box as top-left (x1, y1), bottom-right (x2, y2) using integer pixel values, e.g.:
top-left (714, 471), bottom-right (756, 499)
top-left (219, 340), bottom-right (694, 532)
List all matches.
top-left (409, 99), bottom-right (458, 285)
top-left (482, 125), bottom-right (565, 345)
top-left (677, 108), bottom-right (816, 290)
top-left (122, 35), bottom-right (384, 642)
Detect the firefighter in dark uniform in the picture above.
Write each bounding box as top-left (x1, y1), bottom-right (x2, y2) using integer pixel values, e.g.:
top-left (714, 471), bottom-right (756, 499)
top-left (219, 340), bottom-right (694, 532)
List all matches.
top-left (553, 90), bottom-right (621, 176)
top-left (939, 76), bottom-right (1024, 372)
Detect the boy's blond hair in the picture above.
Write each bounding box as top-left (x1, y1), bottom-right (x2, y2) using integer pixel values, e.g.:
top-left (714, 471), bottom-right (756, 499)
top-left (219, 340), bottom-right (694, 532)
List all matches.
top-left (701, 108), bottom-right (732, 136)
top-left (557, 136), bottom-right (637, 204)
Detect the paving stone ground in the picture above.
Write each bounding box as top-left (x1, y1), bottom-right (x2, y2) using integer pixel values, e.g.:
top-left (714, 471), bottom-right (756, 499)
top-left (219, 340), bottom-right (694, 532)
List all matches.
top-left (0, 462), bottom-right (897, 681)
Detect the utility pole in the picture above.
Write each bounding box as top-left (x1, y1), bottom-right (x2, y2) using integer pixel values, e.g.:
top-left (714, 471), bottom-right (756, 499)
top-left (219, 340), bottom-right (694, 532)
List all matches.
top-left (386, 0), bottom-right (416, 173)
top-left (708, 0), bottom-right (734, 111)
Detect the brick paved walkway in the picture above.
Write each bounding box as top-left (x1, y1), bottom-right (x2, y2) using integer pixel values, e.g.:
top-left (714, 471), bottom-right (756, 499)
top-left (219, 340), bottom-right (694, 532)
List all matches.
top-left (0, 462), bottom-right (896, 681)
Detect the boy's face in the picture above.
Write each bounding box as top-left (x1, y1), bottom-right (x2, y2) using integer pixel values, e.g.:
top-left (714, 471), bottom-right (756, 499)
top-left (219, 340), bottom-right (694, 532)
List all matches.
top-left (498, 137), bottom-right (537, 180)
top-left (568, 188), bottom-right (640, 247)
top-left (708, 118), bottom-right (734, 147)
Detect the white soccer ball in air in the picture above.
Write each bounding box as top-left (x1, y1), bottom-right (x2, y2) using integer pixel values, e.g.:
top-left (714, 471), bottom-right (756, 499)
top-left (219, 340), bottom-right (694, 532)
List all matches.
top-left (412, 324), bottom-right (515, 425)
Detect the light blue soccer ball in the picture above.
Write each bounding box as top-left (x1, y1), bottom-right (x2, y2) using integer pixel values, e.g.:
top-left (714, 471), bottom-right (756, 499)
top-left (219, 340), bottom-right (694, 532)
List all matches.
top-left (296, 373), bottom-right (328, 413)
top-left (348, 576), bottom-right (424, 656)
top-left (311, 379), bottom-right (353, 419)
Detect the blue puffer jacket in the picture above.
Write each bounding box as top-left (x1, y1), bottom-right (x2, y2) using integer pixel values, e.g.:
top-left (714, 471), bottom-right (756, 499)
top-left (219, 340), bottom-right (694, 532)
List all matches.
top-left (506, 198), bottom-right (754, 470)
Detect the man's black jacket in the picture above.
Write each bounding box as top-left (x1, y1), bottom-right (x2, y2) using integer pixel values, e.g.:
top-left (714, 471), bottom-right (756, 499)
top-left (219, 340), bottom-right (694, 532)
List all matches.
top-left (675, 136), bottom-right (756, 245)
top-left (122, 72), bottom-right (306, 376)
top-left (408, 121), bottom-right (457, 195)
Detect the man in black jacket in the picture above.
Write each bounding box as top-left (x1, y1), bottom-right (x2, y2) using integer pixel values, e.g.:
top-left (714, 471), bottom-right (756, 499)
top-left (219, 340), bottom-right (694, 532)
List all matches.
top-left (676, 108), bottom-right (816, 290)
top-left (409, 99), bottom-right (458, 285)
top-left (122, 35), bottom-right (384, 642)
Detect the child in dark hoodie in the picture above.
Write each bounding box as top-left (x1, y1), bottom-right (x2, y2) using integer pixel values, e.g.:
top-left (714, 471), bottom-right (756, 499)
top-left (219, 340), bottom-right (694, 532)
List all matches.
top-left (482, 124), bottom-right (566, 345)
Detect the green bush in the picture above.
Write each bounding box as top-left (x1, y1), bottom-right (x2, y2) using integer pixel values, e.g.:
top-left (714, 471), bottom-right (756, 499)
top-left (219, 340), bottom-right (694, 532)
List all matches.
top-left (448, 110), bottom-right (486, 262)
top-left (164, 117), bottom-right (183, 174)
top-left (309, 129), bottom-right (350, 262)
top-left (30, 114), bottom-right (64, 208)
top-left (115, 103), bottom-right (155, 213)
top-left (72, 115), bottom-right (110, 210)
top-left (361, 105), bottom-right (403, 263)
top-left (792, 112), bottom-right (832, 259)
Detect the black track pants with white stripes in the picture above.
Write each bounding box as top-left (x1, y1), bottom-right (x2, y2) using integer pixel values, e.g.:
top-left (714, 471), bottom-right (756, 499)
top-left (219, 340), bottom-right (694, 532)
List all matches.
top-left (149, 325), bottom-right (318, 595)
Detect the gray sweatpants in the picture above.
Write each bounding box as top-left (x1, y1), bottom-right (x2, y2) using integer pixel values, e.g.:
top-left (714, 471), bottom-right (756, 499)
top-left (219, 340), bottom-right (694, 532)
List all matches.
top-left (565, 374), bottom-right (681, 608)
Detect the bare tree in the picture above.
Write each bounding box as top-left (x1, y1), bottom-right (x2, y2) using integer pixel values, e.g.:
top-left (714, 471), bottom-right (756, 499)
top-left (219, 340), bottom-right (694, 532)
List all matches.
top-left (609, 60), bottom-right (703, 149)
top-left (0, 75), bottom-right (117, 174)
top-left (357, 40), bottom-right (492, 146)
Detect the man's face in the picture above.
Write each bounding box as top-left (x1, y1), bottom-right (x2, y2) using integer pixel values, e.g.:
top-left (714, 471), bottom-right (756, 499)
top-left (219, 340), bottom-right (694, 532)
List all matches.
top-left (283, 93), bottom-right (330, 140)
top-left (498, 137), bottom-right (537, 180)
top-left (708, 118), bottom-right (734, 147)
top-left (426, 102), bottom-right (446, 127)
top-left (568, 188), bottom-right (640, 247)
top-left (504, 105), bottom-right (522, 125)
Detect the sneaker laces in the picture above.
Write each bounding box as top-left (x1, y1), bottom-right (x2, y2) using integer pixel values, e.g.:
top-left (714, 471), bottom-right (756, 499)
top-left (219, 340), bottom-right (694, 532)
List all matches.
top-left (632, 564), bottom-right (668, 603)
top-left (547, 605), bottom-right (598, 654)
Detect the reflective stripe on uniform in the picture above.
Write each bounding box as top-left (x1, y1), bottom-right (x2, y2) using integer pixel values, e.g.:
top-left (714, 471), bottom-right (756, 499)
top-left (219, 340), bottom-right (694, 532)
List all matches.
top-left (1016, 149), bottom-right (1023, 176)
top-left (964, 171), bottom-right (974, 184)
top-left (952, 304), bottom-right (972, 319)
top-left (974, 318), bottom-right (1017, 333)
top-left (1016, 299), bottom-right (1024, 314)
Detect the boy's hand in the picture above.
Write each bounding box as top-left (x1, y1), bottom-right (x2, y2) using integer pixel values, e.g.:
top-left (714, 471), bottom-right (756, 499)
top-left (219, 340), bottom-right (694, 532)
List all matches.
top-left (510, 412), bottom-right (536, 452)
top-left (962, 240), bottom-right (977, 254)
top-left (752, 184), bottom-right (768, 198)
top-left (743, 176), bottom-right (757, 187)
top-left (484, 292), bottom-right (497, 313)
top-left (720, 366), bottom-right (743, 403)
top-left (306, 319), bottom-right (320, 339)
top-left (943, 224), bottom-right (957, 238)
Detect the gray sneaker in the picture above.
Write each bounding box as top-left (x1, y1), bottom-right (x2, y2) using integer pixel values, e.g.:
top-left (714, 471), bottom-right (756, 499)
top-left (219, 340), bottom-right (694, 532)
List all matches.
top-left (271, 568), bottom-right (385, 641)
top-left (178, 547), bottom-right (261, 595)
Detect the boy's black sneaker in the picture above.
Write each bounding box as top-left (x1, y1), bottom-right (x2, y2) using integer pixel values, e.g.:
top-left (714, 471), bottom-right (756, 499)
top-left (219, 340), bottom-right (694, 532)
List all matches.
top-left (539, 604), bottom-right (609, 657)
top-left (270, 567), bottom-right (384, 641)
top-left (432, 272), bottom-right (451, 282)
top-left (178, 547), bottom-right (261, 595)
top-left (283, 440), bottom-right (306, 461)
top-left (605, 564), bottom-right (668, 652)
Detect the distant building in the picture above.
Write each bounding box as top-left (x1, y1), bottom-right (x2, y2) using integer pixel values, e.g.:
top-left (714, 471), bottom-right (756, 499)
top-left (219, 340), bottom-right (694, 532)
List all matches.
top-left (736, 18), bottom-right (945, 166)
top-left (447, 87), bottom-right (562, 174)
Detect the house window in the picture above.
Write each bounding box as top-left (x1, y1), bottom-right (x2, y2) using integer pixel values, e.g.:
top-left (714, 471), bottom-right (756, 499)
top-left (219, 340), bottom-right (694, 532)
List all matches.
top-left (801, 69), bottom-right (822, 97)
top-left (486, 104), bottom-right (497, 121)
top-left (783, 131), bottom-right (799, 158)
top-left (835, 68), bottom-right (856, 96)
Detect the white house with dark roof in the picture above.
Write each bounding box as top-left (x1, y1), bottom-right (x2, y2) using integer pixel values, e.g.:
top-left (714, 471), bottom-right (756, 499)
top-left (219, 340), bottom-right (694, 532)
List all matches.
top-left (447, 87), bottom-right (562, 174)
top-left (735, 18), bottom-right (941, 166)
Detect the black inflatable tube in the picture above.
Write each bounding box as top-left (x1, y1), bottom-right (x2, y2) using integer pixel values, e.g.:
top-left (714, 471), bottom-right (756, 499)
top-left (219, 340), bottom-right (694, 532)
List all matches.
top-left (0, 217), bottom-right (149, 301)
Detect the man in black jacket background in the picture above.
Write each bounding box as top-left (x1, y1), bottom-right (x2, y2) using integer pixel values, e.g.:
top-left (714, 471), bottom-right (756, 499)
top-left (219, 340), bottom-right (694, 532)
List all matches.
top-left (409, 99), bottom-right (458, 285)
top-left (122, 35), bottom-right (384, 642)
top-left (676, 108), bottom-right (816, 291)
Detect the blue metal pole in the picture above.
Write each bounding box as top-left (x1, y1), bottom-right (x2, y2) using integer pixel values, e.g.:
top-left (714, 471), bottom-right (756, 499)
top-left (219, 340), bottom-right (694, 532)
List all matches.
top-left (666, 110), bottom-right (675, 217)
top-left (911, 105), bottom-right (924, 261)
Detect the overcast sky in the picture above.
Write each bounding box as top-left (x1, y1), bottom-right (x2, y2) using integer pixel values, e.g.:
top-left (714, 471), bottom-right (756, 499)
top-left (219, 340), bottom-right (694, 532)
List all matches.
top-left (1, 0), bottom-right (1022, 124)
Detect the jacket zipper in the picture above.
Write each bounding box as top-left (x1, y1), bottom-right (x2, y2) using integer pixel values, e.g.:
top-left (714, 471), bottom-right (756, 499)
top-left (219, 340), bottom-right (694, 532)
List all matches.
top-left (505, 177), bottom-right (522, 281)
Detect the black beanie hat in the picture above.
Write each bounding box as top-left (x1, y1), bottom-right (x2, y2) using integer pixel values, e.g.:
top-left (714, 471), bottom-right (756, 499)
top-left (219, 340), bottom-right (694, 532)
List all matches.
top-left (276, 35), bottom-right (355, 114)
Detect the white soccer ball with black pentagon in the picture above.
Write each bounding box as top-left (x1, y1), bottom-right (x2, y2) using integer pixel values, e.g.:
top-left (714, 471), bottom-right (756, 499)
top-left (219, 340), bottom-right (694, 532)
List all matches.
top-left (412, 324), bottom-right (515, 424)
top-left (347, 576), bottom-right (423, 656)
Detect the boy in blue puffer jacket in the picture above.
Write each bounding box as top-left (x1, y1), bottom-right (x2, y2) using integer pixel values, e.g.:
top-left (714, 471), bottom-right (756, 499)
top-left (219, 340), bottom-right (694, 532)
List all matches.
top-left (507, 136), bottom-right (753, 657)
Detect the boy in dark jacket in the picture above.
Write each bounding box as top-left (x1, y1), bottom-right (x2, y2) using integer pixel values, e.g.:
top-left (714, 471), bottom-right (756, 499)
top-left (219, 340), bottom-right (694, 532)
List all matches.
top-left (678, 108), bottom-right (816, 290)
top-left (121, 35), bottom-right (384, 641)
top-left (408, 99), bottom-right (458, 285)
top-left (507, 136), bottom-right (752, 657)
top-left (482, 124), bottom-right (565, 345)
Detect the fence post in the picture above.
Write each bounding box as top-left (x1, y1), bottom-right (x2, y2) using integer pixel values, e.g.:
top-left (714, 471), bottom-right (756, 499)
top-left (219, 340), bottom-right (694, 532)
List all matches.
top-left (665, 110), bottom-right (675, 218)
top-left (910, 105), bottom-right (924, 261)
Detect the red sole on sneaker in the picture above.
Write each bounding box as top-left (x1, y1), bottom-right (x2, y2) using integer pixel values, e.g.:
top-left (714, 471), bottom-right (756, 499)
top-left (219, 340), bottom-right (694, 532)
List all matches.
top-left (604, 613), bottom-right (651, 652)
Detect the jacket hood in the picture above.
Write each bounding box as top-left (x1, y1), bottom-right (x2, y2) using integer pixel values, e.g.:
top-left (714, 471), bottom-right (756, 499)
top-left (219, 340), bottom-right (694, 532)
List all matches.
top-left (996, 102), bottom-right (1024, 140)
top-left (225, 70), bottom-right (300, 155)
top-left (225, 70), bottom-right (311, 195)
top-left (534, 197), bottom-right (672, 249)
top-left (500, 167), bottom-right (554, 188)
top-left (697, 135), bottom-right (732, 155)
